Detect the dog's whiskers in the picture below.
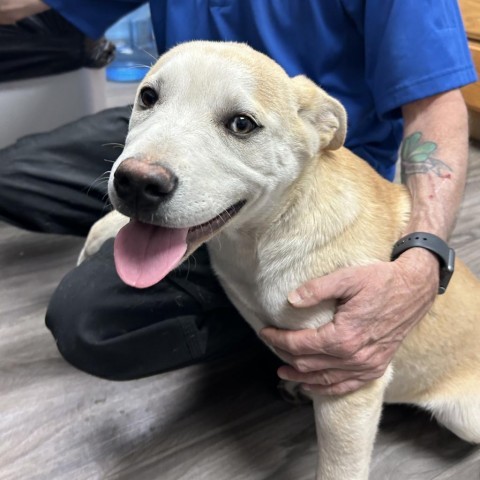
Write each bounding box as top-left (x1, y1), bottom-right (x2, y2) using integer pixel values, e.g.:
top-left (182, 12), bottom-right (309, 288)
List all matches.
top-left (138, 47), bottom-right (159, 64)
top-left (85, 170), bottom-right (111, 196)
top-left (102, 143), bottom-right (125, 150)
top-left (184, 256), bottom-right (191, 281)
top-left (126, 64), bottom-right (153, 70)
top-left (101, 199), bottom-right (113, 215)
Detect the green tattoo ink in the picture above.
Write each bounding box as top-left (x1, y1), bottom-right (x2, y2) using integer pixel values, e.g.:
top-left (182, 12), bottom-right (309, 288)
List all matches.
top-left (401, 132), bottom-right (453, 180)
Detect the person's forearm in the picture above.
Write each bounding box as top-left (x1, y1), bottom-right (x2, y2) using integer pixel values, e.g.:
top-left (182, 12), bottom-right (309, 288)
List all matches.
top-left (0, 0), bottom-right (49, 24)
top-left (401, 89), bottom-right (469, 241)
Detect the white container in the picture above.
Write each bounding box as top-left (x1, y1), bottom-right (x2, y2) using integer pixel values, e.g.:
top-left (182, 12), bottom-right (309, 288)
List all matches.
top-left (0, 68), bottom-right (107, 149)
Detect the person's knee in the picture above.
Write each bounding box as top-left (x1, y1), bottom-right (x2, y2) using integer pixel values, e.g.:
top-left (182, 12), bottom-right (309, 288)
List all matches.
top-left (45, 239), bottom-right (156, 380)
top-left (45, 250), bottom-right (127, 380)
top-left (45, 240), bottom-right (256, 381)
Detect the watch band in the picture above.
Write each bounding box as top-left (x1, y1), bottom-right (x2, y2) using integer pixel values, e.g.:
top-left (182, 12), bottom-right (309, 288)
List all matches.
top-left (391, 232), bottom-right (455, 295)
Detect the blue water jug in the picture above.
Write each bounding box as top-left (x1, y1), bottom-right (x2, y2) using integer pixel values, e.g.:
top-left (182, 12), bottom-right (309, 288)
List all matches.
top-left (105, 5), bottom-right (157, 82)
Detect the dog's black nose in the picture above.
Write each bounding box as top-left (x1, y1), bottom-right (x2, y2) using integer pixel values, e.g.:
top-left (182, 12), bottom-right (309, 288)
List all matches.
top-left (113, 157), bottom-right (178, 209)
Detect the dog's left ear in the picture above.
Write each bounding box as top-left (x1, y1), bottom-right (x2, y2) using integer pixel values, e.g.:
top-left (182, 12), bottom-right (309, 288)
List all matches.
top-left (292, 75), bottom-right (347, 151)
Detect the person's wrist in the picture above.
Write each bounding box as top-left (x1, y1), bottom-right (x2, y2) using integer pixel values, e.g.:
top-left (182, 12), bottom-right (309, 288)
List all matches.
top-left (393, 247), bottom-right (440, 295)
top-left (392, 230), bottom-right (456, 294)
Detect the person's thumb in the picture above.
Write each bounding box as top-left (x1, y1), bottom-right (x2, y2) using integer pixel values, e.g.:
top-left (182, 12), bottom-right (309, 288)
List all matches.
top-left (287, 267), bottom-right (357, 308)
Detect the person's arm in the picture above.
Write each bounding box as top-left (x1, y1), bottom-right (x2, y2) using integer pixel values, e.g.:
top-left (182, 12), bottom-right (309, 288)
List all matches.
top-left (1, 0), bottom-right (143, 38)
top-left (259, 89), bottom-right (469, 395)
top-left (391, 88), bottom-right (469, 310)
top-left (401, 89), bottom-right (468, 240)
top-left (0, 0), bottom-right (49, 24)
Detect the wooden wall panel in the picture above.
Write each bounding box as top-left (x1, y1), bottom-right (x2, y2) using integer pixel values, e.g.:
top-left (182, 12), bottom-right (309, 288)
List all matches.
top-left (459, 0), bottom-right (480, 40)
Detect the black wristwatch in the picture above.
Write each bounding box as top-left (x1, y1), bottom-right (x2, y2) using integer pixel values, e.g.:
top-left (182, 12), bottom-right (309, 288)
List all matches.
top-left (391, 232), bottom-right (455, 295)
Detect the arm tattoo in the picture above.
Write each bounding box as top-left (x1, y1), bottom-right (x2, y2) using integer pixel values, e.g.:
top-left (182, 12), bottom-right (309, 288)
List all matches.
top-left (401, 132), bottom-right (453, 182)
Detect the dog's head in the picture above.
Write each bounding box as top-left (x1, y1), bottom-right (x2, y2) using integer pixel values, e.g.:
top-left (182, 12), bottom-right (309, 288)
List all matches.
top-left (109, 41), bottom-right (346, 288)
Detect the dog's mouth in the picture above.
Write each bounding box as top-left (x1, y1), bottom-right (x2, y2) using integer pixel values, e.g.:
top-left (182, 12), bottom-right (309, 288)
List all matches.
top-left (186, 200), bottom-right (246, 244)
top-left (113, 200), bottom-right (246, 289)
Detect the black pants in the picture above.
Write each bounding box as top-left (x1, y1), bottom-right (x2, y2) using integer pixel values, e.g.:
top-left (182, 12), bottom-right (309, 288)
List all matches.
top-left (0, 106), bottom-right (261, 380)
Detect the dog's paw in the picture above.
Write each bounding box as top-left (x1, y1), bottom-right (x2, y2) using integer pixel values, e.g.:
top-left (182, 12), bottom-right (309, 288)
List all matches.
top-left (77, 211), bottom-right (130, 265)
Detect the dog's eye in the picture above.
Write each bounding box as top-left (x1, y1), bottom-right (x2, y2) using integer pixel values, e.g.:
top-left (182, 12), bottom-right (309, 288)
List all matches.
top-left (139, 87), bottom-right (158, 108)
top-left (226, 115), bottom-right (258, 135)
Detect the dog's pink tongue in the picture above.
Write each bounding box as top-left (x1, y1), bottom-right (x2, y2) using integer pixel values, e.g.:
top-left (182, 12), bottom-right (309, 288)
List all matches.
top-left (114, 220), bottom-right (188, 288)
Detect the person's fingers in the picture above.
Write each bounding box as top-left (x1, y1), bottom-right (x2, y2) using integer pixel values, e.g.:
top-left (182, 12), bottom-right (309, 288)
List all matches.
top-left (302, 378), bottom-right (368, 396)
top-left (261, 322), bottom-right (364, 358)
top-left (261, 322), bottom-right (346, 356)
top-left (277, 366), bottom-right (370, 385)
top-left (273, 348), bottom-right (373, 373)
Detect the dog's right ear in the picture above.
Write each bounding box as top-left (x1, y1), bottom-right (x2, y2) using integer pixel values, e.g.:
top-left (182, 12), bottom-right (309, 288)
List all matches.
top-left (292, 75), bottom-right (347, 152)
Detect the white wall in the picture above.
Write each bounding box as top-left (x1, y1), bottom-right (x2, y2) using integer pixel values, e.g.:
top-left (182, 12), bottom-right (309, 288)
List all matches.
top-left (0, 68), bottom-right (107, 149)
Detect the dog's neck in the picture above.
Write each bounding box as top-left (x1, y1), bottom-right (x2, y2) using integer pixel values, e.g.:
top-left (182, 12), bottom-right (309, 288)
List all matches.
top-left (269, 150), bottom-right (363, 246)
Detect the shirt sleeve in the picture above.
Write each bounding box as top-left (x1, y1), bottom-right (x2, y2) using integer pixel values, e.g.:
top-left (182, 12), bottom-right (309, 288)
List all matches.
top-left (43, 0), bottom-right (146, 39)
top-left (362, 0), bottom-right (477, 118)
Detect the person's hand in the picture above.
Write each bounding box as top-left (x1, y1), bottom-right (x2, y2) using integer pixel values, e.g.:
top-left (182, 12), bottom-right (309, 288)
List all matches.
top-left (0, 0), bottom-right (49, 25)
top-left (260, 249), bottom-right (439, 395)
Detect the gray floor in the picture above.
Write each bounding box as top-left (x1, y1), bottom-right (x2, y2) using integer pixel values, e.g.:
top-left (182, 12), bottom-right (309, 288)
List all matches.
top-left (1, 143), bottom-right (480, 480)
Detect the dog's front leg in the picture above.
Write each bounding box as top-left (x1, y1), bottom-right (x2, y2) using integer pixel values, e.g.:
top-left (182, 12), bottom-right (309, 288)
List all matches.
top-left (312, 366), bottom-right (392, 480)
top-left (78, 210), bottom-right (130, 265)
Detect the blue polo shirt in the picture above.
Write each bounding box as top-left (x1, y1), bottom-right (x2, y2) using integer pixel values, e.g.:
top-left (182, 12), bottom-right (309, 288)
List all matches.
top-left (45, 0), bottom-right (476, 180)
